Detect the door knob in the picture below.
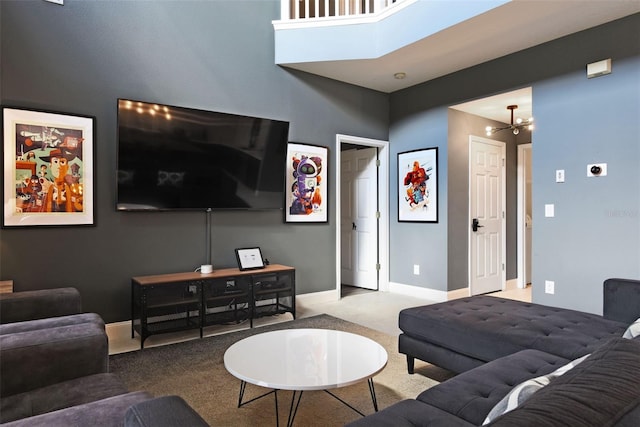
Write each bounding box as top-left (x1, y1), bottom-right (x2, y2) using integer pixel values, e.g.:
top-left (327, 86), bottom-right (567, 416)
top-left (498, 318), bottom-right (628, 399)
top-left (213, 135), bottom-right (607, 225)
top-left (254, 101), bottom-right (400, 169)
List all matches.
top-left (352, 222), bottom-right (357, 230)
top-left (472, 218), bottom-right (484, 232)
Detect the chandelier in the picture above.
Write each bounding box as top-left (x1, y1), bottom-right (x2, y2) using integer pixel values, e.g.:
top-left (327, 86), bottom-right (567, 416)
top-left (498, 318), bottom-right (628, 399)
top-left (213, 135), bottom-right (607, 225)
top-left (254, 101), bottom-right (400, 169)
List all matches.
top-left (485, 105), bottom-right (533, 136)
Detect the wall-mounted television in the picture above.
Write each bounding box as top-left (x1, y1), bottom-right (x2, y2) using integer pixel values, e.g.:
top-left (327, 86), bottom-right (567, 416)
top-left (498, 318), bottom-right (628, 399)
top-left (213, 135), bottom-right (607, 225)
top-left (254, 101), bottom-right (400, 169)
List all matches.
top-left (116, 99), bottom-right (290, 211)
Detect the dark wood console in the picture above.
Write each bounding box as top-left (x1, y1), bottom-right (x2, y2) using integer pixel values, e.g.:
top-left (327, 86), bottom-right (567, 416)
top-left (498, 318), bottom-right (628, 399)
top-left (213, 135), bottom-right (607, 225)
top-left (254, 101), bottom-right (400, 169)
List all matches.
top-left (131, 264), bottom-right (295, 349)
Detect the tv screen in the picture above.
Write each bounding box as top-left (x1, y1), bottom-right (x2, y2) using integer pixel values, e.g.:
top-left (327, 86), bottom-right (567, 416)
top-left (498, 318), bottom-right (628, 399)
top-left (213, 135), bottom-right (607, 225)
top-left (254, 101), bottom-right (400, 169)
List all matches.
top-left (116, 99), bottom-right (290, 211)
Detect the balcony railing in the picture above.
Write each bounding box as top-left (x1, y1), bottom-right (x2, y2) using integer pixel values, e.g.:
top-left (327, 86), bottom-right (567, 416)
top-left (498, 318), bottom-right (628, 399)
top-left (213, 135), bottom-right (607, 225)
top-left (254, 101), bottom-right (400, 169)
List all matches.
top-left (280, 0), bottom-right (405, 21)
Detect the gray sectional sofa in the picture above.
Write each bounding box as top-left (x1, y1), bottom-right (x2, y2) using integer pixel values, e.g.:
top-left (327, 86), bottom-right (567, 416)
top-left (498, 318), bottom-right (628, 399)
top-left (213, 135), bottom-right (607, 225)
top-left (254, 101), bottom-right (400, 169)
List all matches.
top-left (347, 278), bottom-right (640, 426)
top-left (399, 277), bottom-right (639, 374)
top-left (0, 287), bottom-right (208, 426)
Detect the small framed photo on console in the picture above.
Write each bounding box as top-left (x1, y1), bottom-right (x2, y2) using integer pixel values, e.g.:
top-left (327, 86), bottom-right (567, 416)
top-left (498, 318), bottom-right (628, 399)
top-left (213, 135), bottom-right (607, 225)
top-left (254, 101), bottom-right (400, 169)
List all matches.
top-left (235, 247), bottom-right (265, 271)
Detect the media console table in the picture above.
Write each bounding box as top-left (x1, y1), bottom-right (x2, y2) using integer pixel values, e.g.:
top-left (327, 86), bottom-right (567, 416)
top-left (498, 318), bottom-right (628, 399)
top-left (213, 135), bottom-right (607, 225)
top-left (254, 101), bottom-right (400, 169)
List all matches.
top-left (131, 264), bottom-right (295, 349)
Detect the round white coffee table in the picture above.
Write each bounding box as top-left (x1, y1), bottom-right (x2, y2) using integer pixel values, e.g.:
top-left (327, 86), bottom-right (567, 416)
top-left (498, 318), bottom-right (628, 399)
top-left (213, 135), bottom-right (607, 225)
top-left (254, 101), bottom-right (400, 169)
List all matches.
top-left (224, 328), bottom-right (388, 426)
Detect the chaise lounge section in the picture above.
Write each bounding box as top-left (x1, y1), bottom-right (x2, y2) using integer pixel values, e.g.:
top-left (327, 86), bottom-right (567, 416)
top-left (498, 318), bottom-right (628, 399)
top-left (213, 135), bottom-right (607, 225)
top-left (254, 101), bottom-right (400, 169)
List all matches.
top-left (399, 277), bottom-right (639, 374)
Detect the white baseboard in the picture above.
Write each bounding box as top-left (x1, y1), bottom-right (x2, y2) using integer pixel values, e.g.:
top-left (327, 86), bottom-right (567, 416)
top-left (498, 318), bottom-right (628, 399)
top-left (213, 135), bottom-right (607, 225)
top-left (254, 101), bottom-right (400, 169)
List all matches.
top-left (388, 281), bottom-right (446, 302)
top-left (447, 287), bottom-right (470, 300)
top-left (295, 289), bottom-right (339, 306)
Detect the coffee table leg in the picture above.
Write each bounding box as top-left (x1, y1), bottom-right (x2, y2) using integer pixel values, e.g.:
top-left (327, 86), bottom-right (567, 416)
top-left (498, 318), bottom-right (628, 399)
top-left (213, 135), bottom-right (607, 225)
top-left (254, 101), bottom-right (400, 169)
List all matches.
top-left (287, 390), bottom-right (304, 427)
top-left (238, 381), bottom-right (247, 408)
top-left (368, 378), bottom-right (379, 412)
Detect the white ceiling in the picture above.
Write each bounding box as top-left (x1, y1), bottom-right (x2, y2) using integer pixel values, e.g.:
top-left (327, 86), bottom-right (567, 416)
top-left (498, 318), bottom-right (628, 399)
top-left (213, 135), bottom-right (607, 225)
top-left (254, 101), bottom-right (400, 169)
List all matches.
top-left (282, 1), bottom-right (640, 123)
top-left (451, 87), bottom-right (532, 124)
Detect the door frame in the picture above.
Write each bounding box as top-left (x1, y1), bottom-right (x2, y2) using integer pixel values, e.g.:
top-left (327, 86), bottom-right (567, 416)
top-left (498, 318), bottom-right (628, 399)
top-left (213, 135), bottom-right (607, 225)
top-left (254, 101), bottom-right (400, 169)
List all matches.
top-left (468, 135), bottom-right (506, 294)
top-left (335, 134), bottom-right (389, 295)
top-left (517, 143), bottom-right (532, 289)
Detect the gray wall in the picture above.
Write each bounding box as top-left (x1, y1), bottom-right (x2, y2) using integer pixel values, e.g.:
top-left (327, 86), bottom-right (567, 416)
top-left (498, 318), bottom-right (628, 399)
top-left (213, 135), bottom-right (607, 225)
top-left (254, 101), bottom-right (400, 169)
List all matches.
top-left (390, 13), bottom-right (640, 313)
top-left (0, 0), bottom-right (389, 322)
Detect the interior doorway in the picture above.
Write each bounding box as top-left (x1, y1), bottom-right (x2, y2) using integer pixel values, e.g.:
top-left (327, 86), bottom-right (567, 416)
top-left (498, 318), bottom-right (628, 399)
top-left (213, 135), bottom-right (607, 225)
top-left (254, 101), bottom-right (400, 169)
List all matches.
top-left (451, 87), bottom-right (533, 297)
top-left (335, 134), bottom-right (389, 297)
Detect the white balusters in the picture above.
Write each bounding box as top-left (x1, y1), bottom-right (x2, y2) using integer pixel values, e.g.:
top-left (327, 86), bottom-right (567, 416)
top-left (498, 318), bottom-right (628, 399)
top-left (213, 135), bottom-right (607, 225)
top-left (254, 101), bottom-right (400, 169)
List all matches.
top-left (283, 0), bottom-right (402, 21)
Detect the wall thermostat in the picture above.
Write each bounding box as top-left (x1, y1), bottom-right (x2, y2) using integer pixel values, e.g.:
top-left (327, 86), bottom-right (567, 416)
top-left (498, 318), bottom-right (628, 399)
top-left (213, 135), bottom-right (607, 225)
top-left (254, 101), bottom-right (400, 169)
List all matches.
top-left (587, 163), bottom-right (607, 177)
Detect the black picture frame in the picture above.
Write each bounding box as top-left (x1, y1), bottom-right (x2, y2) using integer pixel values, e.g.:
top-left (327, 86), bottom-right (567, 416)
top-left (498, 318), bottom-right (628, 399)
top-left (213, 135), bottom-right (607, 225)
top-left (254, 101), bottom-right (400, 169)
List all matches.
top-left (235, 247), bottom-right (265, 271)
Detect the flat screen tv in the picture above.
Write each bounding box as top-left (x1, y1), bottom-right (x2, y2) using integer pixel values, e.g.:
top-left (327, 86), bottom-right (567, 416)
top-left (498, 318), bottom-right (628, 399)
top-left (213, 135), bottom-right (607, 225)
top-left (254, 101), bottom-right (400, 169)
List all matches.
top-left (116, 99), bottom-right (290, 211)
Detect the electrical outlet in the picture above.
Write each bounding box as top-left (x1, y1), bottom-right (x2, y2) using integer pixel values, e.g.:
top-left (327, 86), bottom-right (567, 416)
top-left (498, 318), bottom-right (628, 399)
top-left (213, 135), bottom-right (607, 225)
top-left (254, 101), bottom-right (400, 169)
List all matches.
top-left (555, 169), bottom-right (565, 183)
top-left (413, 264), bottom-right (420, 275)
top-left (545, 280), bottom-right (555, 295)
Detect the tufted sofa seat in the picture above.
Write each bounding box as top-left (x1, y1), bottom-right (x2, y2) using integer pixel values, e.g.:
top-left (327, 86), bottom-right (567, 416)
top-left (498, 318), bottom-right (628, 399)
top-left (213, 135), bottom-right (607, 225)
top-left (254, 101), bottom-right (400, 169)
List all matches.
top-left (399, 295), bottom-right (626, 374)
top-left (399, 278), bottom-right (638, 374)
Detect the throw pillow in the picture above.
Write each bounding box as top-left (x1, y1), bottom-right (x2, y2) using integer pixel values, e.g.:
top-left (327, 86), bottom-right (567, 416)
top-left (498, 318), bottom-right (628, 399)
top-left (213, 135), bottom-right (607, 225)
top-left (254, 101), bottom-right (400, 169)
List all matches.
top-left (622, 317), bottom-right (640, 339)
top-left (482, 354), bottom-right (590, 425)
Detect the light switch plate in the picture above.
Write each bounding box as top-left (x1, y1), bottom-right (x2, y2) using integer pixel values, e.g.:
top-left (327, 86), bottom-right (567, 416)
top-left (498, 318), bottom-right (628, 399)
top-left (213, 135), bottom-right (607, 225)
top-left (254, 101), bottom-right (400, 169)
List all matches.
top-left (556, 170), bottom-right (565, 183)
top-left (545, 204), bottom-right (554, 217)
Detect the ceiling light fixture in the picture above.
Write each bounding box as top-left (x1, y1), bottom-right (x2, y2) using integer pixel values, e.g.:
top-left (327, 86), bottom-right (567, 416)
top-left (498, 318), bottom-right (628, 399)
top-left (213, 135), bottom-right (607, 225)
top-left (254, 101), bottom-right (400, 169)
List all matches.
top-left (394, 72), bottom-right (406, 80)
top-left (485, 105), bottom-right (534, 136)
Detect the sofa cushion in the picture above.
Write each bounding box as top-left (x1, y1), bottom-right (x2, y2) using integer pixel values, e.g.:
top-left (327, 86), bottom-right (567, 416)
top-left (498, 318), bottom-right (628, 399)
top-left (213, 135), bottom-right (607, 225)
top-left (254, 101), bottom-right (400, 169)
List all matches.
top-left (488, 337), bottom-right (640, 426)
top-left (124, 395), bottom-right (209, 427)
top-left (603, 278), bottom-right (640, 324)
top-left (399, 296), bottom-right (627, 362)
top-left (623, 317), bottom-right (640, 339)
top-left (0, 287), bottom-right (82, 324)
top-left (0, 392), bottom-right (154, 427)
top-left (0, 313), bottom-right (105, 335)
top-left (0, 373), bottom-right (128, 423)
top-left (482, 353), bottom-right (589, 424)
top-left (0, 322), bottom-right (108, 396)
top-left (416, 349), bottom-right (568, 425)
top-left (345, 399), bottom-right (475, 427)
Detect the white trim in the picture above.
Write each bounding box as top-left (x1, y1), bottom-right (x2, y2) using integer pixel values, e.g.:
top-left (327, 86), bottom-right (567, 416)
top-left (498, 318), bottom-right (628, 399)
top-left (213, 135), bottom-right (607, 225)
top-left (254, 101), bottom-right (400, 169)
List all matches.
top-left (273, 0), bottom-right (417, 30)
top-left (389, 282), bottom-right (471, 302)
top-left (389, 281), bottom-right (447, 302)
top-left (517, 143), bottom-right (532, 289)
top-left (295, 290), bottom-right (339, 306)
top-left (335, 134), bottom-right (390, 296)
top-left (447, 287), bottom-right (470, 300)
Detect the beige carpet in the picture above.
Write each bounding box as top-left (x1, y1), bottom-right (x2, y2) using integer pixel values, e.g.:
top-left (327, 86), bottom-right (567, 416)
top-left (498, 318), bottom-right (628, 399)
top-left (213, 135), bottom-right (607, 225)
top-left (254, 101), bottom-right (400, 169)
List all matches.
top-left (109, 314), bottom-right (441, 426)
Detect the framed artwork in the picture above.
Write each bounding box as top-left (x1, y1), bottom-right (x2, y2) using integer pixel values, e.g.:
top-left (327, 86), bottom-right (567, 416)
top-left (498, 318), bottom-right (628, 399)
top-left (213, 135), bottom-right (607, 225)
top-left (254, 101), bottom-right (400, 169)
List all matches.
top-left (2, 106), bottom-right (95, 227)
top-left (235, 247), bottom-right (265, 271)
top-left (285, 142), bottom-right (328, 223)
top-left (398, 147), bottom-right (438, 223)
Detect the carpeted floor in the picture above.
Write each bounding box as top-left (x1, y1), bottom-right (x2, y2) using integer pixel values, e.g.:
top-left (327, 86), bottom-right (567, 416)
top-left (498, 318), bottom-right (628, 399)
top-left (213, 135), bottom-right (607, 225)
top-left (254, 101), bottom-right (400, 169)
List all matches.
top-left (109, 314), bottom-right (440, 426)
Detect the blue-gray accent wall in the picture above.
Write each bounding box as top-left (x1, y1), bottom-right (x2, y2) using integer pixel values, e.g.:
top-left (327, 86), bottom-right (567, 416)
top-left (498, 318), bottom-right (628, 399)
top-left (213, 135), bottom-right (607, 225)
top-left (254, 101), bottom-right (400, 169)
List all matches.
top-left (390, 13), bottom-right (639, 313)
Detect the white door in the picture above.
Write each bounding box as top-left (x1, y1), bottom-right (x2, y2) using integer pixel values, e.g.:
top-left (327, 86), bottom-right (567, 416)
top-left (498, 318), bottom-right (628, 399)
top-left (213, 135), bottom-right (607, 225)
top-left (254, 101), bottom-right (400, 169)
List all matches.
top-left (469, 136), bottom-right (505, 295)
top-left (340, 148), bottom-right (378, 290)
